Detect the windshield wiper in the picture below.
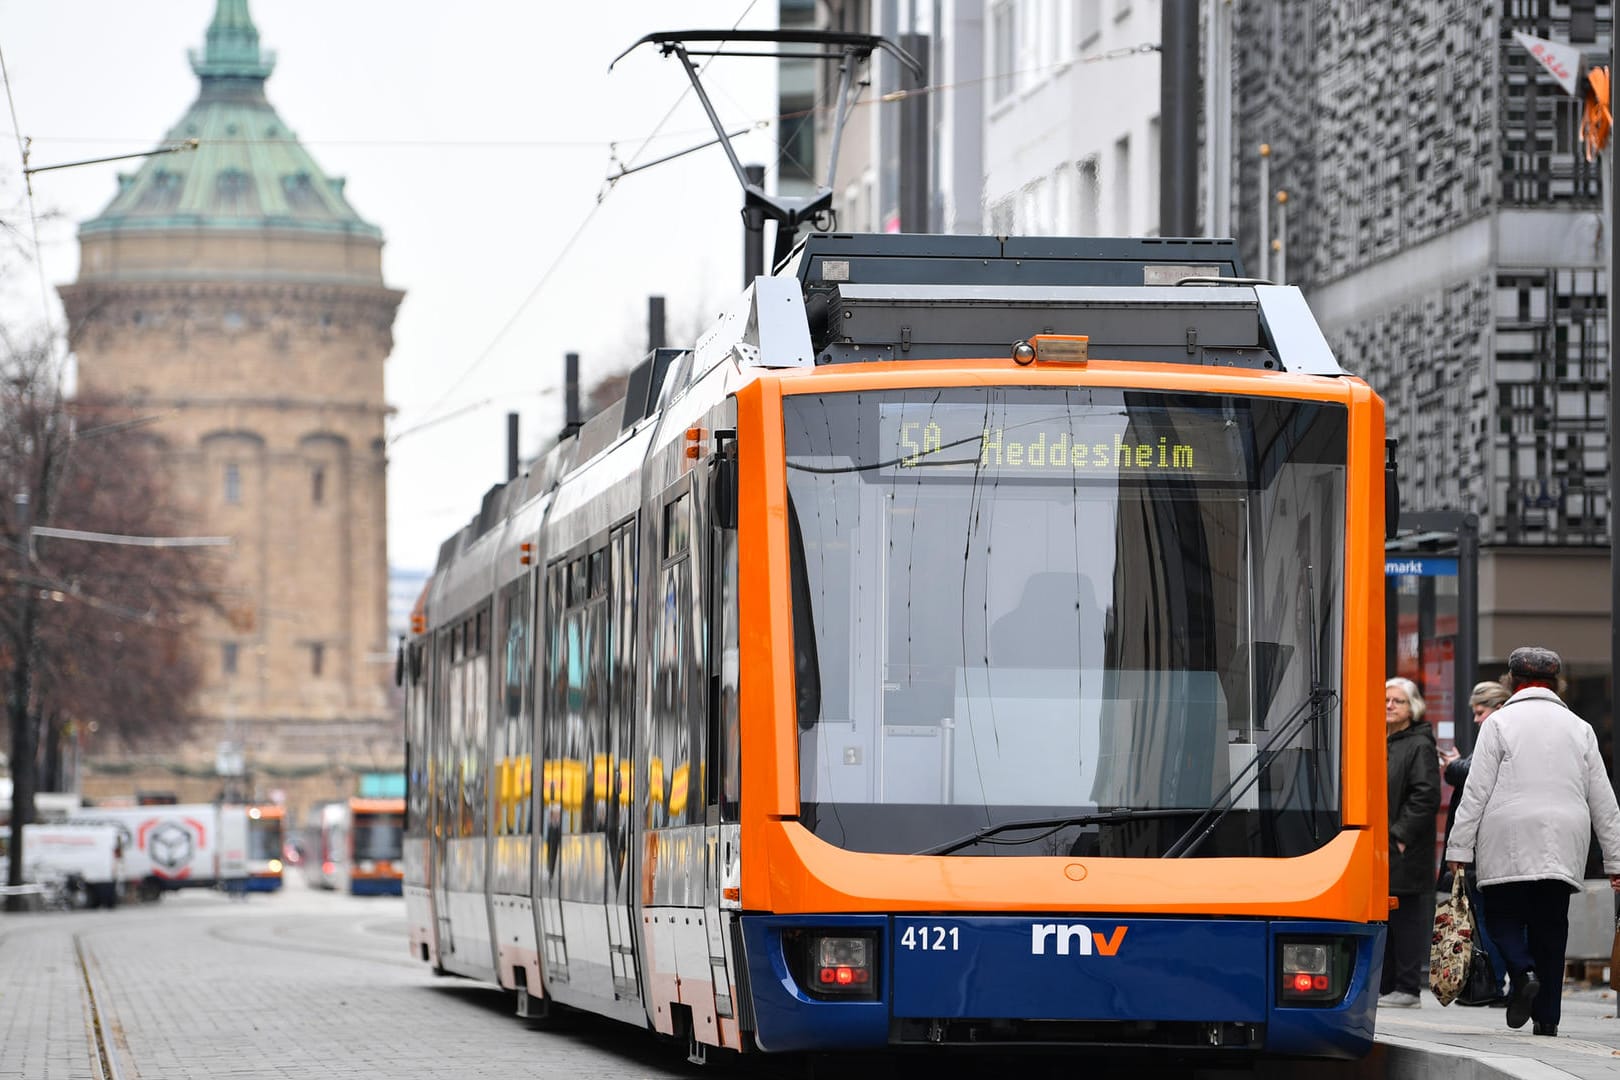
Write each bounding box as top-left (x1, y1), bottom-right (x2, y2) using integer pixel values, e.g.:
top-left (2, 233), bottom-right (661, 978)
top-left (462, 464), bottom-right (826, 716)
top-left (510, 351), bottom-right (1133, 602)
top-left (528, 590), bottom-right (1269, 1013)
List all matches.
top-left (916, 808), bottom-right (1196, 857)
top-left (1161, 562), bottom-right (1338, 859)
top-left (1161, 682), bottom-right (1338, 858)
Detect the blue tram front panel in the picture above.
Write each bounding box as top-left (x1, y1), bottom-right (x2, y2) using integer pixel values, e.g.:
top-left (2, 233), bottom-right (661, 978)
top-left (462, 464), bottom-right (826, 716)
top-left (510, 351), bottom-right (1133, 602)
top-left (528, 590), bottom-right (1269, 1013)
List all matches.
top-left (739, 914), bottom-right (1382, 1059)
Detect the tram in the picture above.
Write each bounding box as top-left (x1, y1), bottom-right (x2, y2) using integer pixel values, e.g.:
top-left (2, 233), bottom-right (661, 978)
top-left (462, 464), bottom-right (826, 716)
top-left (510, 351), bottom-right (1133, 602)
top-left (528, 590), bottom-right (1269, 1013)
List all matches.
top-left (402, 234), bottom-right (1390, 1059)
top-left (307, 798), bottom-right (405, 895)
top-left (244, 804), bottom-right (286, 892)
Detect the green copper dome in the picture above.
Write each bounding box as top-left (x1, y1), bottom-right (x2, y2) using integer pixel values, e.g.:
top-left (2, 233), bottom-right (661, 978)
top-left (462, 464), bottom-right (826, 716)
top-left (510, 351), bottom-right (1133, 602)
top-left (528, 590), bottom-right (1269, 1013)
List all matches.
top-left (81, 0), bottom-right (380, 239)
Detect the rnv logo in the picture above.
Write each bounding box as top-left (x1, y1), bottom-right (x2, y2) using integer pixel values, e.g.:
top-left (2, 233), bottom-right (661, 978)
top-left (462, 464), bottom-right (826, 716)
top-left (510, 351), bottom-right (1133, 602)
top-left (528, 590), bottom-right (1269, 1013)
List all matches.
top-left (1031, 923), bottom-right (1128, 956)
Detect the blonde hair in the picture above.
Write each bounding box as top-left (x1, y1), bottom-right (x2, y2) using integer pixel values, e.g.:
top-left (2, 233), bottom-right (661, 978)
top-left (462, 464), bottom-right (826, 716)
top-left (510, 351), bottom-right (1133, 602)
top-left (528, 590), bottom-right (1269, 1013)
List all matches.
top-left (1469, 681), bottom-right (1510, 711)
top-left (1385, 677), bottom-right (1426, 722)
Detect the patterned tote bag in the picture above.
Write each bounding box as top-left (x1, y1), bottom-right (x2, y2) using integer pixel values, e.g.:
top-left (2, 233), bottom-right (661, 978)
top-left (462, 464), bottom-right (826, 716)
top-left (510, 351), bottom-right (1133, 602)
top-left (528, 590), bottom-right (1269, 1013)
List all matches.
top-left (1428, 874), bottom-right (1474, 1006)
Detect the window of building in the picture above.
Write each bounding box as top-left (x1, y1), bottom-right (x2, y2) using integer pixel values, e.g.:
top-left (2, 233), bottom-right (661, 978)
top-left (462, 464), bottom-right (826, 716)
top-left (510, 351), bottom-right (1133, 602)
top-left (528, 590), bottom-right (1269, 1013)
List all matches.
top-left (310, 643), bottom-right (325, 677)
top-left (215, 168), bottom-right (256, 216)
top-left (222, 642), bottom-right (238, 676)
top-left (1077, 158), bottom-right (1100, 234)
top-left (1112, 135), bottom-right (1131, 234)
top-left (312, 465), bottom-right (326, 506)
top-left (991, 2), bottom-right (1017, 102)
top-left (224, 463), bottom-right (241, 505)
top-left (1147, 116), bottom-right (1161, 236)
top-left (1080, 0), bottom-right (1101, 47)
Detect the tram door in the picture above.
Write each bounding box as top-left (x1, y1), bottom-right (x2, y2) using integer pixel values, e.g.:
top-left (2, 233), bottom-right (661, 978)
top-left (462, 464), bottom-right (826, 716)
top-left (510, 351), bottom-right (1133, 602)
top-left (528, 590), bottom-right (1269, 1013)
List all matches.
top-left (605, 521), bottom-right (640, 1001)
top-left (705, 432), bottom-right (743, 1031)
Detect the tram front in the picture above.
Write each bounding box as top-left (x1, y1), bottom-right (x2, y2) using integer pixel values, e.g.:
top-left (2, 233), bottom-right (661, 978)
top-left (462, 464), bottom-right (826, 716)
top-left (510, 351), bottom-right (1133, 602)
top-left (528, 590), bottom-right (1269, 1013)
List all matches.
top-left (730, 359), bottom-right (1387, 1059)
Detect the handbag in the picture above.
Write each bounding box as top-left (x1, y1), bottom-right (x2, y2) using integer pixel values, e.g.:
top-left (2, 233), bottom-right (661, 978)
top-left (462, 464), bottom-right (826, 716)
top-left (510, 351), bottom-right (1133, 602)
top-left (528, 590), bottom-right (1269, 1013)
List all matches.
top-left (1456, 934), bottom-right (1500, 1006)
top-left (1428, 874), bottom-right (1474, 1006)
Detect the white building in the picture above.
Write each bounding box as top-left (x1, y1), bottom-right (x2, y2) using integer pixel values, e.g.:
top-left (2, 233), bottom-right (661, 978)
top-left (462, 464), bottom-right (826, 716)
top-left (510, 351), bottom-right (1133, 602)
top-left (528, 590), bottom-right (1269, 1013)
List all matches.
top-left (797, 0), bottom-right (1163, 239)
top-left (982, 0), bottom-right (1162, 237)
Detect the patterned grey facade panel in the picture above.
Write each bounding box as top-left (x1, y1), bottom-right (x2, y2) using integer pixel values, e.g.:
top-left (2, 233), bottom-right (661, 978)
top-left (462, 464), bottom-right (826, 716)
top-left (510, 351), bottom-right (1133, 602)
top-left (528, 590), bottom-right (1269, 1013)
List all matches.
top-left (1234, 0), bottom-right (1613, 550)
top-left (1500, 1), bottom-right (1609, 207)
top-left (1331, 274), bottom-right (1493, 529)
top-left (1232, 0), bottom-right (1498, 294)
top-left (1493, 268), bottom-right (1609, 545)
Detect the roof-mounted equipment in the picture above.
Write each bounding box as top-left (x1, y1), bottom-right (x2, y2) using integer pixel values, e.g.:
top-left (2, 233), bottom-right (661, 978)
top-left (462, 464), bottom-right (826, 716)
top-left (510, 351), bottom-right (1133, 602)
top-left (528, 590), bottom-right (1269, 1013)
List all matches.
top-left (611, 30), bottom-right (922, 274)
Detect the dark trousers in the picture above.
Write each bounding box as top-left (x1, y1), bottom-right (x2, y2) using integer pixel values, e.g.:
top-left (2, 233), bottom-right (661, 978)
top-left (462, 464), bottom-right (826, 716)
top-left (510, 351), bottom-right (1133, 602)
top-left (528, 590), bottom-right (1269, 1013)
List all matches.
top-left (1481, 879), bottom-right (1571, 1026)
top-left (1382, 889), bottom-right (1436, 996)
top-left (1463, 873), bottom-right (1506, 998)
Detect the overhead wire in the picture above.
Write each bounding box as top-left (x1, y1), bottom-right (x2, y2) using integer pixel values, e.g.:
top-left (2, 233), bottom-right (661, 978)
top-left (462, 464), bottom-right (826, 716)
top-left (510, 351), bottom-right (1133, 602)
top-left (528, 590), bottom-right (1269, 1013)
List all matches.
top-left (400, 0), bottom-right (762, 438)
top-left (0, 42), bottom-right (59, 341)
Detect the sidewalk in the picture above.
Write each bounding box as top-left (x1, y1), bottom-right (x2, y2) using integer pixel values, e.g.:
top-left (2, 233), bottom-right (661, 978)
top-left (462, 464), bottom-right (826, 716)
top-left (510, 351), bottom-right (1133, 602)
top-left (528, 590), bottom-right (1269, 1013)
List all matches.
top-left (1376, 983), bottom-right (1620, 1080)
top-left (0, 916), bottom-right (100, 1080)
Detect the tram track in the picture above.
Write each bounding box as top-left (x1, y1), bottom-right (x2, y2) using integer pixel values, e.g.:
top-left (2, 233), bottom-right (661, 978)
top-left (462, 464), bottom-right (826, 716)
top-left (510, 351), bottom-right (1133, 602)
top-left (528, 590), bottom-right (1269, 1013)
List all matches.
top-left (202, 914), bottom-right (421, 968)
top-left (74, 934), bottom-right (133, 1080)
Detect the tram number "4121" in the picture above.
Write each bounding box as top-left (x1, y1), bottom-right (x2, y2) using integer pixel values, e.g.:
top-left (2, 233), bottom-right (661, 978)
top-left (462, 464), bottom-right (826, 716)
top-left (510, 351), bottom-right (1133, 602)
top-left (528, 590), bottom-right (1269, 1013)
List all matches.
top-left (899, 925), bottom-right (960, 951)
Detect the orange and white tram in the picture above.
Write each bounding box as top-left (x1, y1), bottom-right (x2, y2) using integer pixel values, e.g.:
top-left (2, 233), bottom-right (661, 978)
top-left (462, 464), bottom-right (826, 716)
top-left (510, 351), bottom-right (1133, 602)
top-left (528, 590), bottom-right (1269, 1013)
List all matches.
top-left (401, 233), bottom-right (1391, 1060)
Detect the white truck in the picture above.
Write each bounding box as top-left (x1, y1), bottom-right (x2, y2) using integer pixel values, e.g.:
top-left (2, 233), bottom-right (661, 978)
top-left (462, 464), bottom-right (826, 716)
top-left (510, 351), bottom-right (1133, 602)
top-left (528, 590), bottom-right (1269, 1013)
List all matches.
top-left (68, 803), bottom-right (249, 900)
top-left (0, 822), bottom-right (125, 908)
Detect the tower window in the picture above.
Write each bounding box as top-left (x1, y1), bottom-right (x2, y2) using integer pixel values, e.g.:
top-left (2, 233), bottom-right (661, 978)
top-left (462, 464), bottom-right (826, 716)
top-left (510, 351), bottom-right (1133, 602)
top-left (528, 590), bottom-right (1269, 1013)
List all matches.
top-left (310, 643), bottom-right (325, 677)
top-left (222, 642), bottom-right (238, 676)
top-left (224, 463), bottom-right (241, 505)
top-left (311, 465), bottom-right (326, 505)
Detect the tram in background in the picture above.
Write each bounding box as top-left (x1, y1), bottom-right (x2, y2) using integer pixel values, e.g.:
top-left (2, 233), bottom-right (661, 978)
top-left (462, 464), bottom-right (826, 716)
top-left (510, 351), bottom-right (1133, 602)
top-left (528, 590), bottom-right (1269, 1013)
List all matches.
top-left (306, 798), bottom-right (405, 895)
top-left (244, 804), bottom-right (286, 891)
top-left (346, 797), bottom-right (404, 896)
top-left (400, 234), bottom-right (1391, 1060)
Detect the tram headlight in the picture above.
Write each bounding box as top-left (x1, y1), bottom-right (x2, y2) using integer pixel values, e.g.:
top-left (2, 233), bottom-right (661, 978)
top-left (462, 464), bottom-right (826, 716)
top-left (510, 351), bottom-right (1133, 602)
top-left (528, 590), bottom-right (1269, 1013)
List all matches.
top-left (1277, 937), bottom-right (1353, 1006)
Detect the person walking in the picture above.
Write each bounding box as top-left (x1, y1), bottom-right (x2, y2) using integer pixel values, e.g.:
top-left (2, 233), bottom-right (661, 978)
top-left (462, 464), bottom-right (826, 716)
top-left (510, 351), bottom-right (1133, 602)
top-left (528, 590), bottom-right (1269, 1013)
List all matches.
top-left (1380, 677), bottom-right (1440, 1009)
top-left (1445, 647), bottom-right (1620, 1037)
top-left (1438, 680), bottom-right (1511, 1003)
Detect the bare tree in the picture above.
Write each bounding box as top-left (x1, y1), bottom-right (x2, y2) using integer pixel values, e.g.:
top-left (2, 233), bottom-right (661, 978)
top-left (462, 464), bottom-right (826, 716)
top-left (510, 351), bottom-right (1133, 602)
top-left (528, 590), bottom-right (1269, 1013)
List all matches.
top-left (2, 331), bottom-right (220, 906)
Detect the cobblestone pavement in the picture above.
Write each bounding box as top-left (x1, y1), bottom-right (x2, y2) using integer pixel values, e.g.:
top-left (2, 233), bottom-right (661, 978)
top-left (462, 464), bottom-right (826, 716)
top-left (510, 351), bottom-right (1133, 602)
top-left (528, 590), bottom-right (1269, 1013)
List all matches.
top-left (0, 877), bottom-right (703, 1080)
top-left (13, 876), bottom-right (1617, 1080)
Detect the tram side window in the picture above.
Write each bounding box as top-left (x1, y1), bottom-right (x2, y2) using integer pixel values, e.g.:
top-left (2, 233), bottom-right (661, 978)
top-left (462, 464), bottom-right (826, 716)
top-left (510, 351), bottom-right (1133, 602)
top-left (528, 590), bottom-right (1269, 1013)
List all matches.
top-left (449, 612), bottom-right (490, 840)
top-left (565, 558), bottom-right (588, 834)
top-left (447, 623), bottom-right (466, 837)
top-left (497, 579), bottom-right (534, 837)
top-left (586, 547), bottom-right (610, 833)
top-left (407, 641), bottom-right (430, 835)
top-left (713, 524), bottom-right (740, 820)
top-left (542, 564), bottom-right (568, 873)
top-left (609, 521), bottom-right (637, 876)
top-left (433, 629), bottom-right (453, 839)
top-left (651, 489), bottom-right (702, 828)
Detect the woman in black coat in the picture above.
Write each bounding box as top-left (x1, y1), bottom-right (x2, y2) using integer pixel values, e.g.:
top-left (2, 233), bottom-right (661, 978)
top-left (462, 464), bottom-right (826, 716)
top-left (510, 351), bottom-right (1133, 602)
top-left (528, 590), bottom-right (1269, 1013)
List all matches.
top-left (1381, 677), bottom-right (1440, 1008)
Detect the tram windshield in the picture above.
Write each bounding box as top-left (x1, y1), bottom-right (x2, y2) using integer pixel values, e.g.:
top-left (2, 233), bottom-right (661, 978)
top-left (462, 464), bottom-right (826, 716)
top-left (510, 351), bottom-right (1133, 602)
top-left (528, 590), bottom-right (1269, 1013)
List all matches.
top-left (783, 387), bottom-right (1347, 858)
top-left (247, 816), bottom-right (283, 861)
top-left (352, 812), bottom-right (404, 862)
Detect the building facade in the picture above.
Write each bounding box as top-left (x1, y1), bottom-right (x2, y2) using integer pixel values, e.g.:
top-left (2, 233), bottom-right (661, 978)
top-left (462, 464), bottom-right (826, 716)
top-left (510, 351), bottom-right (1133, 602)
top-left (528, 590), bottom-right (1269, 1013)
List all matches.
top-left (1230, 0), bottom-right (1613, 732)
top-left (58, 0), bottom-right (404, 815)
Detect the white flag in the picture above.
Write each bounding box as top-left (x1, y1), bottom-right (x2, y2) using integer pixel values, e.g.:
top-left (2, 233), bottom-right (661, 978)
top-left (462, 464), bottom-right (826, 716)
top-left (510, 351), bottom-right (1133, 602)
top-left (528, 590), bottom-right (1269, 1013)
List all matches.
top-left (1514, 31), bottom-right (1583, 97)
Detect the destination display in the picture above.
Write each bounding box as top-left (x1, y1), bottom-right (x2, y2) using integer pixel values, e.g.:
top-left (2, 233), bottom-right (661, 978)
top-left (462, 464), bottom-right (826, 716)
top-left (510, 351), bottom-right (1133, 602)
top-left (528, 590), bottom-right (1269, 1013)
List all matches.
top-left (877, 401), bottom-right (1246, 481)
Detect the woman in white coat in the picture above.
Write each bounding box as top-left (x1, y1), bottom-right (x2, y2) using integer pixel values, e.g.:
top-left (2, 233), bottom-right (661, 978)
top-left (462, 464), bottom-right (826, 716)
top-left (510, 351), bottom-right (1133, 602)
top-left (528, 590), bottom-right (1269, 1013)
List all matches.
top-left (1445, 646), bottom-right (1620, 1037)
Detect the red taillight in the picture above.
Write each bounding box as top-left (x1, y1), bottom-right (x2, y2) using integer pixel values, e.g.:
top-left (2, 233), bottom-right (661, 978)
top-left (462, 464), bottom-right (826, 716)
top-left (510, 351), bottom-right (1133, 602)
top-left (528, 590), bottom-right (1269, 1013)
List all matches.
top-left (818, 965), bottom-right (869, 986)
top-left (323, 861), bottom-right (336, 874)
top-left (1279, 939), bottom-right (1348, 1006)
top-left (805, 934), bottom-right (878, 999)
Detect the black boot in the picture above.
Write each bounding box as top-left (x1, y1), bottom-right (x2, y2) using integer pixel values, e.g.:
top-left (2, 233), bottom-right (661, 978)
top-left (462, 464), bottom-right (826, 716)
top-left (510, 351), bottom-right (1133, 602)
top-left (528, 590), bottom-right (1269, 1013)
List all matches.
top-left (1506, 973), bottom-right (1540, 1030)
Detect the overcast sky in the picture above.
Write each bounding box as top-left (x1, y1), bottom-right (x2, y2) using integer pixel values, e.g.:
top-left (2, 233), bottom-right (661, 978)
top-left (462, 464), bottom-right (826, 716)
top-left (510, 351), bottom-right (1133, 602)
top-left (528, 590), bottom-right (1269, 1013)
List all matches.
top-left (0, 0), bottom-right (778, 571)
